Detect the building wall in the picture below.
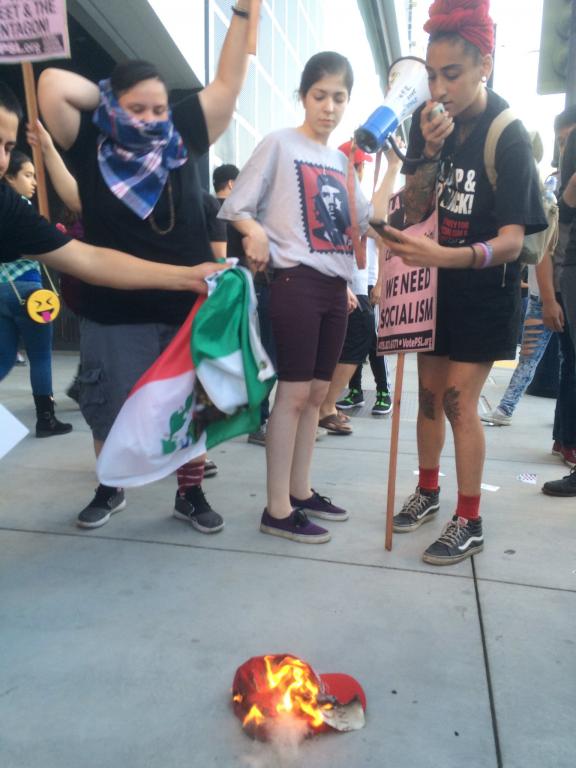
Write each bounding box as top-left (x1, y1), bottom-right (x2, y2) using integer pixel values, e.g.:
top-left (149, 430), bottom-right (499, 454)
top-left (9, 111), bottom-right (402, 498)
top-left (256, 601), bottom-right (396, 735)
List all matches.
top-left (208, 0), bottom-right (328, 172)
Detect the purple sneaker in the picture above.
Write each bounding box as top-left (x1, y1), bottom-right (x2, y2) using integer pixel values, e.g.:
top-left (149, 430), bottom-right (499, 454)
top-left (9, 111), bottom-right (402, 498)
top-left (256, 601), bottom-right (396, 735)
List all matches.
top-left (289, 490), bottom-right (349, 521)
top-left (260, 508), bottom-right (331, 543)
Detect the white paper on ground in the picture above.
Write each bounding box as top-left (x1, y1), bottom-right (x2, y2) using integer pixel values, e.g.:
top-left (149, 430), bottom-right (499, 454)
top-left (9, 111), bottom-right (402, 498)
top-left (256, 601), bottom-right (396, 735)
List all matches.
top-left (481, 483), bottom-right (500, 492)
top-left (517, 473), bottom-right (537, 485)
top-left (0, 404), bottom-right (29, 460)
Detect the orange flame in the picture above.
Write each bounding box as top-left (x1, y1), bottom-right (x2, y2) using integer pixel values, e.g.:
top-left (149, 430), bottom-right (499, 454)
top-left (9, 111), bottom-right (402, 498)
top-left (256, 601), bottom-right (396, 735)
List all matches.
top-left (241, 655), bottom-right (324, 730)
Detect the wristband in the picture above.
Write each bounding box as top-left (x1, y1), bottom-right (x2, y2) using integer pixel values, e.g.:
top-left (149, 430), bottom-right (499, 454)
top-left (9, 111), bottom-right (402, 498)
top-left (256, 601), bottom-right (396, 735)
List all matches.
top-left (467, 245), bottom-right (477, 269)
top-left (231, 5), bottom-right (249, 17)
top-left (421, 149), bottom-right (441, 162)
top-left (474, 241), bottom-right (493, 269)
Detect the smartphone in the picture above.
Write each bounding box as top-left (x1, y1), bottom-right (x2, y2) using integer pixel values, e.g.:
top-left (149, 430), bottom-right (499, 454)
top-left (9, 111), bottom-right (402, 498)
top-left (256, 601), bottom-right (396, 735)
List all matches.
top-left (369, 218), bottom-right (402, 244)
top-left (428, 103), bottom-right (445, 120)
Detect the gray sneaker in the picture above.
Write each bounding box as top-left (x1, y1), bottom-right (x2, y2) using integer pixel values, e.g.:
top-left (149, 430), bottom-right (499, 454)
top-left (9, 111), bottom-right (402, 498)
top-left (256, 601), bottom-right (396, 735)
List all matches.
top-left (480, 407), bottom-right (511, 426)
top-left (174, 487), bottom-right (224, 533)
top-left (393, 486), bottom-right (440, 533)
top-left (77, 485), bottom-right (126, 529)
top-left (247, 425), bottom-right (266, 446)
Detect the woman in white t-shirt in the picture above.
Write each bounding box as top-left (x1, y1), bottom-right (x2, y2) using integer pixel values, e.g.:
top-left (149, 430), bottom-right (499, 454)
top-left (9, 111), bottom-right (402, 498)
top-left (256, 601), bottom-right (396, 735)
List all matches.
top-left (221, 51), bottom-right (389, 543)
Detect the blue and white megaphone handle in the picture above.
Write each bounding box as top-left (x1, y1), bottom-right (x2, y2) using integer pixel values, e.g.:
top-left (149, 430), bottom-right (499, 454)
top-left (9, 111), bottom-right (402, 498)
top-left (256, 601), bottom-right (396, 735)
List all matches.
top-left (354, 56), bottom-right (430, 154)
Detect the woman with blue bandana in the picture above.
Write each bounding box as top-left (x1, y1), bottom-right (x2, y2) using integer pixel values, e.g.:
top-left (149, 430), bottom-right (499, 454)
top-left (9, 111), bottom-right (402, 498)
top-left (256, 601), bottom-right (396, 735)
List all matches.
top-left (38, 1), bottom-right (254, 532)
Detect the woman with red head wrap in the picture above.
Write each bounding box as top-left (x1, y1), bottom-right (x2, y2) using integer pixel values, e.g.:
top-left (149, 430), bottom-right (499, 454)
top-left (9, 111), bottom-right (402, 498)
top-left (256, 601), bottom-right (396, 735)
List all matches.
top-left (384, 0), bottom-right (547, 565)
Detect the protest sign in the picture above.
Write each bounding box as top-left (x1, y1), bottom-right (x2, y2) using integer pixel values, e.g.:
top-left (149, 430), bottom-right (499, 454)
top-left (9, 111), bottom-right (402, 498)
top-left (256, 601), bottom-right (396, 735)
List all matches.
top-left (0, 0), bottom-right (70, 62)
top-left (377, 191), bottom-right (437, 354)
top-left (376, 190), bottom-right (438, 551)
top-left (0, 404), bottom-right (28, 460)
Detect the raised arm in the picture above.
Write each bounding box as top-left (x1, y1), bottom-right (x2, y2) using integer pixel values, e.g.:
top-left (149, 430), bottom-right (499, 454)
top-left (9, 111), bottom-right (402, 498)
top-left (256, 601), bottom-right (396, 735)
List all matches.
top-left (26, 120), bottom-right (81, 214)
top-left (404, 101), bottom-right (454, 225)
top-left (371, 143), bottom-right (404, 222)
top-left (37, 69), bottom-right (100, 150)
top-left (28, 240), bottom-right (227, 293)
top-left (198, 1), bottom-right (252, 144)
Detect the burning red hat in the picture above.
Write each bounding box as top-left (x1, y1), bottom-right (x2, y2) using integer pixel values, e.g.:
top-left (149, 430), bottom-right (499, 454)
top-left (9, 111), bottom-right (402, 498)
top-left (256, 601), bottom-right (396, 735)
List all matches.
top-left (424, 0), bottom-right (495, 56)
top-left (232, 654), bottom-right (366, 741)
top-left (338, 140), bottom-right (373, 165)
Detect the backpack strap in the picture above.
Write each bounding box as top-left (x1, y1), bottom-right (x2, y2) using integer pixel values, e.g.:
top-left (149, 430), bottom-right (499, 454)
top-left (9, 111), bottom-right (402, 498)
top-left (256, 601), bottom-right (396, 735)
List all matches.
top-left (483, 107), bottom-right (518, 190)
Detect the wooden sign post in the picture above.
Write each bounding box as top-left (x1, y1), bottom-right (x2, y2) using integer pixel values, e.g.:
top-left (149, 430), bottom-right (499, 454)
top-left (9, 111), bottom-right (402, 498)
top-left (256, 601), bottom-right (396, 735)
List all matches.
top-left (21, 62), bottom-right (50, 220)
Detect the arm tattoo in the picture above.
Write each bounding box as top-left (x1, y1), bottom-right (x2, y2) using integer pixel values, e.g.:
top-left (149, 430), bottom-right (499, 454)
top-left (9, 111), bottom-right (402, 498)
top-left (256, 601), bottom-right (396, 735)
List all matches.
top-left (404, 162), bottom-right (439, 225)
top-left (443, 386), bottom-right (461, 424)
top-left (419, 377), bottom-right (436, 420)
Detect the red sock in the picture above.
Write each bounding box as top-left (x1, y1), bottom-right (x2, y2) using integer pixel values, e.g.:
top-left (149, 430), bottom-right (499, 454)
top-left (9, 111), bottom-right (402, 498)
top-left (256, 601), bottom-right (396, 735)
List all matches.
top-left (177, 460), bottom-right (205, 494)
top-left (419, 466), bottom-right (439, 492)
top-left (455, 492), bottom-right (481, 521)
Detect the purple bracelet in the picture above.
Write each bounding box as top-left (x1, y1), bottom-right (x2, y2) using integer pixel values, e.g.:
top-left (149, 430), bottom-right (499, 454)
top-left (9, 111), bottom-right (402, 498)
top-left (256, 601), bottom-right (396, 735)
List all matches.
top-left (475, 241), bottom-right (493, 269)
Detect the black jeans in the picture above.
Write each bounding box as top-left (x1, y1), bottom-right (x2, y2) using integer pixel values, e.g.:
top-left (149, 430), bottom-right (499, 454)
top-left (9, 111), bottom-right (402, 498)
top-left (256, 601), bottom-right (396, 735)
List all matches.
top-left (553, 293), bottom-right (576, 448)
top-left (349, 285), bottom-right (389, 392)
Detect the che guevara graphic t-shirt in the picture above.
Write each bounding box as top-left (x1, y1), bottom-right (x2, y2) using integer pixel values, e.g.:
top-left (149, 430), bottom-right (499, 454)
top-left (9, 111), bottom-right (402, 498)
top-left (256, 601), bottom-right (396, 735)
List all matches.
top-left (218, 128), bottom-right (370, 282)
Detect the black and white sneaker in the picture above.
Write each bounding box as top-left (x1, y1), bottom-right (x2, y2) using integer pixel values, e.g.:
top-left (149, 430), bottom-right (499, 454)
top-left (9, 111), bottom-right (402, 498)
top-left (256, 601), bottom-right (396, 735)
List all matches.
top-left (204, 459), bottom-right (218, 478)
top-left (174, 486), bottom-right (224, 533)
top-left (422, 515), bottom-right (484, 565)
top-left (77, 485), bottom-right (126, 529)
top-left (393, 486), bottom-right (440, 532)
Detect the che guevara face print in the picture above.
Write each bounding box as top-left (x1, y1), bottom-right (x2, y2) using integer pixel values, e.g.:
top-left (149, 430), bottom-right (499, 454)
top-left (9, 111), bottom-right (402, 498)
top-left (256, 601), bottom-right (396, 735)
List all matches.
top-left (295, 160), bottom-right (352, 254)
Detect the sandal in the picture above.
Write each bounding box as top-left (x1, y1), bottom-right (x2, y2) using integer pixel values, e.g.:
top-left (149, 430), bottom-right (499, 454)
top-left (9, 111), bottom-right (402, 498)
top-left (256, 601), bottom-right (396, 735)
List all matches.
top-left (336, 409), bottom-right (351, 423)
top-left (318, 412), bottom-right (353, 435)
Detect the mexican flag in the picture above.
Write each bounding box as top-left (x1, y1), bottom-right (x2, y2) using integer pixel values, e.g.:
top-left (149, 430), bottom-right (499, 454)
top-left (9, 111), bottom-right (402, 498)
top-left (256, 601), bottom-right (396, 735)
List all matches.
top-left (97, 267), bottom-right (275, 488)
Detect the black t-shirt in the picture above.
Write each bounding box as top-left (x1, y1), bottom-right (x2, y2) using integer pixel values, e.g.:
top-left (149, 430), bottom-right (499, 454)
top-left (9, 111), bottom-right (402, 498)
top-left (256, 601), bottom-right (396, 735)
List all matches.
top-left (203, 192), bottom-right (227, 243)
top-left (67, 93), bottom-right (213, 325)
top-left (0, 183), bottom-right (70, 261)
top-left (404, 91), bottom-right (547, 255)
top-left (559, 198), bottom-right (576, 267)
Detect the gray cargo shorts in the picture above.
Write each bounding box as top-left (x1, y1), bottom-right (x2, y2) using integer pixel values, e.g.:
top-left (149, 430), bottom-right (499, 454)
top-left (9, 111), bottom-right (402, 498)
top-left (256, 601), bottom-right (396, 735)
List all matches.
top-left (78, 318), bottom-right (180, 441)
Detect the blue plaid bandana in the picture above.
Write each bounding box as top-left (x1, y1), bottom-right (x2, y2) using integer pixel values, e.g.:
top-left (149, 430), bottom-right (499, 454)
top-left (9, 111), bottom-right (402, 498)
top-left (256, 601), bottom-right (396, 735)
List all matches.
top-left (93, 78), bottom-right (188, 220)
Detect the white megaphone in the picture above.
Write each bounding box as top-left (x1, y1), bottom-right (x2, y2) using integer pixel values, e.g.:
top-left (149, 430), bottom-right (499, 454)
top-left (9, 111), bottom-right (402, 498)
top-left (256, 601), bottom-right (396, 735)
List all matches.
top-left (354, 56), bottom-right (430, 153)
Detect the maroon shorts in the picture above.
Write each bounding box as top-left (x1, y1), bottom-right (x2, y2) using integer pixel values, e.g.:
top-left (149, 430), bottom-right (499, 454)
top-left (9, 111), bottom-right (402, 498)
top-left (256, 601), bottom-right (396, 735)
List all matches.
top-left (269, 264), bottom-right (348, 381)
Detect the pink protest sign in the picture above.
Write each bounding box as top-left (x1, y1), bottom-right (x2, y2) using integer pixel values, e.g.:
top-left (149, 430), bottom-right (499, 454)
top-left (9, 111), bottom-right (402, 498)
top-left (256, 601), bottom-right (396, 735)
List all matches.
top-left (377, 191), bottom-right (437, 354)
top-left (0, 0), bottom-right (70, 62)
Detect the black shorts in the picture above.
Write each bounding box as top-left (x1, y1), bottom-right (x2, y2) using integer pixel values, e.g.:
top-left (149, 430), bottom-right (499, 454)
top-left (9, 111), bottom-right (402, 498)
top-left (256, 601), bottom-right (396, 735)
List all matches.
top-left (339, 294), bottom-right (374, 364)
top-left (269, 264), bottom-right (347, 381)
top-left (426, 262), bottom-right (521, 362)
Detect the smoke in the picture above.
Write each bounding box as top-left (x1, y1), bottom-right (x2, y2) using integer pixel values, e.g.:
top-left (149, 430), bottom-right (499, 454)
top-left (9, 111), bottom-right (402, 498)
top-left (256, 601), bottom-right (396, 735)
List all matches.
top-left (241, 716), bottom-right (310, 768)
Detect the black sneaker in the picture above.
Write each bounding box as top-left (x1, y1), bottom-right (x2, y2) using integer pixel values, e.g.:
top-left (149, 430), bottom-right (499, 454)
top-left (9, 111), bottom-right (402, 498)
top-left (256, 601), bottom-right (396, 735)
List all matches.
top-left (336, 388), bottom-right (365, 409)
top-left (204, 459), bottom-right (218, 478)
top-left (372, 390), bottom-right (392, 416)
top-left (542, 467), bottom-right (576, 496)
top-left (393, 486), bottom-right (440, 532)
top-left (77, 485), bottom-right (126, 529)
top-left (422, 515), bottom-right (484, 565)
top-left (174, 486), bottom-right (224, 533)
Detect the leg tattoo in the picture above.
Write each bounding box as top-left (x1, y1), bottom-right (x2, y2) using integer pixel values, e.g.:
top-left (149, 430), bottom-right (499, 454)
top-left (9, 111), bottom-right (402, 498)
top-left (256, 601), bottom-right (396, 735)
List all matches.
top-left (419, 378), bottom-right (436, 420)
top-left (443, 386), bottom-right (461, 424)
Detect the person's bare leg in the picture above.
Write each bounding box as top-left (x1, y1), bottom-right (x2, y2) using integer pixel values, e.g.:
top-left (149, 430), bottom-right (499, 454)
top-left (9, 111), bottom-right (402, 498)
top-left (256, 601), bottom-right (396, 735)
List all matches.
top-left (319, 362), bottom-right (357, 419)
top-left (443, 361), bottom-right (493, 495)
top-left (290, 378), bottom-right (330, 500)
top-left (416, 355), bottom-right (449, 469)
top-left (265, 380), bottom-right (311, 518)
top-left (94, 437), bottom-right (103, 457)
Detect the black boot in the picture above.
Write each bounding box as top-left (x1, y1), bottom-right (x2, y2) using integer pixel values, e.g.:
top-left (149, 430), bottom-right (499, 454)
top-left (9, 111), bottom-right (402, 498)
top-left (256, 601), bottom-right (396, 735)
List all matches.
top-left (34, 394), bottom-right (73, 438)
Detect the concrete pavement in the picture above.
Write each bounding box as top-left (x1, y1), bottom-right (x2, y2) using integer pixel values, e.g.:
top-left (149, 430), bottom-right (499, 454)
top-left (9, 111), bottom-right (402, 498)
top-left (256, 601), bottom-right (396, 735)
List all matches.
top-left (1, 352), bottom-right (574, 768)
